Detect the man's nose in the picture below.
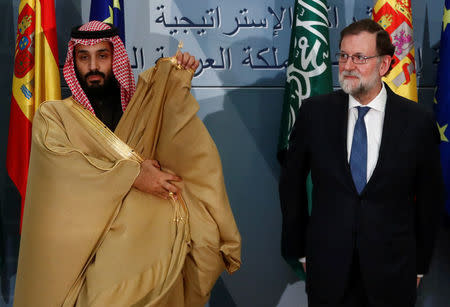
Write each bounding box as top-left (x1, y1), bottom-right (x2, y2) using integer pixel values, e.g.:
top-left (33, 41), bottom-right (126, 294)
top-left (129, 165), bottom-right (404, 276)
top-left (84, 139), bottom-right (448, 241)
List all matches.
top-left (343, 56), bottom-right (356, 70)
top-left (88, 57), bottom-right (98, 71)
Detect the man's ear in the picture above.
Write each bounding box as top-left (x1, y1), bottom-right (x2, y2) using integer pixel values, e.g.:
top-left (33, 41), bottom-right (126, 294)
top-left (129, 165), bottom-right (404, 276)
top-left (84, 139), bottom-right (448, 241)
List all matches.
top-left (379, 55), bottom-right (392, 77)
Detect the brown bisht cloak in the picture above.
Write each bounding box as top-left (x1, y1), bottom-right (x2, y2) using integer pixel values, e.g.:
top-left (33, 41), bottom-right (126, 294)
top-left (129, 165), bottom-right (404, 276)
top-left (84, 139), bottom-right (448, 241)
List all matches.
top-left (14, 58), bottom-right (241, 307)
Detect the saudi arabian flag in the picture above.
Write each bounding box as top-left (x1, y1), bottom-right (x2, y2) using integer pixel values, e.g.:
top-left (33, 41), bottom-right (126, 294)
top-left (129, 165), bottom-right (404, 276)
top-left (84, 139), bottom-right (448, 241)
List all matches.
top-left (278, 0), bottom-right (332, 160)
top-left (277, 0), bottom-right (332, 279)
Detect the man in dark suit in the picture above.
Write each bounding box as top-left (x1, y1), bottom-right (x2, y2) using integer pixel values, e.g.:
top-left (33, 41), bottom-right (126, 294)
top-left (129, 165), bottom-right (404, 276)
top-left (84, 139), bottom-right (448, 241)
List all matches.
top-left (279, 19), bottom-right (445, 307)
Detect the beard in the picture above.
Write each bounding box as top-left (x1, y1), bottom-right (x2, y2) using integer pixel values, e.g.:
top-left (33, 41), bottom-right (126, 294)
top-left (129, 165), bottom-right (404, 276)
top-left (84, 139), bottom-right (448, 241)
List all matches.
top-left (338, 68), bottom-right (380, 98)
top-left (75, 67), bottom-right (118, 100)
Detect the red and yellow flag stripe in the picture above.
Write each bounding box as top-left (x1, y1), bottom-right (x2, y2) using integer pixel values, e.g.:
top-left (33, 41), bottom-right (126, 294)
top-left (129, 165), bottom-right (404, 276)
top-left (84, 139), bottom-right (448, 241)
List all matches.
top-left (7, 0), bottom-right (60, 227)
top-left (373, 0), bottom-right (418, 102)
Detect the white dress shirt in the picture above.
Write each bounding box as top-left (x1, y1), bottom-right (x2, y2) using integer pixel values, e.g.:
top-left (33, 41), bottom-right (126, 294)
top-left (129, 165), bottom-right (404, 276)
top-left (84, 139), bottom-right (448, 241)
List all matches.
top-left (346, 83), bottom-right (386, 182)
top-left (299, 84), bottom-right (423, 278)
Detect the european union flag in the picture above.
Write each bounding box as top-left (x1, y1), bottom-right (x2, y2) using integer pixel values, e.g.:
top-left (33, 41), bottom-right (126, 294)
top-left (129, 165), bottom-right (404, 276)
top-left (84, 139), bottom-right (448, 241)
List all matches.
top-left (89, 0), bottom-right (126, 45)
top-left (435, 0), bottom-right (450, 219)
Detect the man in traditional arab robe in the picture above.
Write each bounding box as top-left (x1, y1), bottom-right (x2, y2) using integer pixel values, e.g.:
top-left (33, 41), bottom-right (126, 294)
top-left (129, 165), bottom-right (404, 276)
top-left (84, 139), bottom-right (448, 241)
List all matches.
top-left (14, 21), bottom-right (241, 307)
top-left (65, 20), bottom-right (197, 200)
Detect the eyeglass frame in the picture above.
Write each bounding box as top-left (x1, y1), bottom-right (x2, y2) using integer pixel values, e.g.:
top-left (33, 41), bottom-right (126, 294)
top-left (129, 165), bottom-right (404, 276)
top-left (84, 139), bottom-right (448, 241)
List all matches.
top-left (335, 52), bottom-right (381, 64)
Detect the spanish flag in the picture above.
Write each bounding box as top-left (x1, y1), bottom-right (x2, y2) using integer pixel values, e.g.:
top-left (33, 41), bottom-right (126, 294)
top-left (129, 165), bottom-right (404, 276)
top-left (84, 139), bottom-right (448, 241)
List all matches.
top-left (7, 0), bottom-right (60, 227)
top-left (373, 0), bottom-right (418, 102)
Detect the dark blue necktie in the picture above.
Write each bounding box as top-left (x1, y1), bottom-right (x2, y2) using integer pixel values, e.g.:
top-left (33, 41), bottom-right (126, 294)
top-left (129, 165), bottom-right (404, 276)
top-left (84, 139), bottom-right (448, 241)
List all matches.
top-left (349, 106), bottom-right (370, 194)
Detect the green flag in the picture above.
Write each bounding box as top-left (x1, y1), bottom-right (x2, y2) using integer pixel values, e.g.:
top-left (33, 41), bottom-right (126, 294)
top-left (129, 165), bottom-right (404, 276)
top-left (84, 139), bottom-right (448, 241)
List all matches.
top-left (278, 0), bottom-right (333, 279)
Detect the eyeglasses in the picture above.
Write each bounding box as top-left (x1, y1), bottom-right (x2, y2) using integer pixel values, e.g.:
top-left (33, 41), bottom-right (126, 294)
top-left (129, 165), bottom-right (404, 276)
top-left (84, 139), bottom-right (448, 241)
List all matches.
top-left (335, 52), bottom-right (379, 64)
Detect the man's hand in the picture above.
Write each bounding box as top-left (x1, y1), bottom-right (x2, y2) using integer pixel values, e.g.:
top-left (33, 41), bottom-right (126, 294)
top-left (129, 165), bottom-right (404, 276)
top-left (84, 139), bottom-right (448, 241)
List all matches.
top-left (133, 159), bottom-right (181, 200)
top-left (302, 262), bottom-right (306, 272)
top-left (417, 277), bottom-right (421, 288)
top-left (175, 51), bottom-right (200, 72)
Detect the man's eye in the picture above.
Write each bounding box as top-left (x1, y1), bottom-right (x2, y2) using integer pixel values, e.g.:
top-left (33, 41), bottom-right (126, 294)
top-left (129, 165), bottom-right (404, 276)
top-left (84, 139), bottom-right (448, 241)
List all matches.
top-left (356, 55), bottom-right (366, 61)
top-left (341, 54), bottom-right (348, 60)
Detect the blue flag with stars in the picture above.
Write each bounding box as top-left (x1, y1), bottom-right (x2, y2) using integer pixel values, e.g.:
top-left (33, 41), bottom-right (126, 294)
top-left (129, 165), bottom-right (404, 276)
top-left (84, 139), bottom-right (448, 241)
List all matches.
top-left (90, 0), bottom-right (125, 45)
top-left (436, 0), bottom-right (450, 218)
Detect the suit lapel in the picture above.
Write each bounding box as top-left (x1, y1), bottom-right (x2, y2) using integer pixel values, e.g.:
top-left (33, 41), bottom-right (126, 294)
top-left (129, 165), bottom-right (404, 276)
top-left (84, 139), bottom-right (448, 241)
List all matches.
top-left (334, 91), bottom-right (357, 192)
top-left (363, 86), bottom-right (406, 194)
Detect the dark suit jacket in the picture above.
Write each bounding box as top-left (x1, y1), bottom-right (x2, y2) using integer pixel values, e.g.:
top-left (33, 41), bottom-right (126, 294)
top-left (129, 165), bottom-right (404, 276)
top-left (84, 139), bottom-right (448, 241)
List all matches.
top-left (279, 85), bottom-right (445, 305)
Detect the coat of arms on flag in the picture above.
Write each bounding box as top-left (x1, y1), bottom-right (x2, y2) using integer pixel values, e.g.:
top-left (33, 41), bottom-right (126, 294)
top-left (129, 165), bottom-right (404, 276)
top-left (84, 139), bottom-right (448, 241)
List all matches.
top-left (373, 0), bottom-right (418, 102)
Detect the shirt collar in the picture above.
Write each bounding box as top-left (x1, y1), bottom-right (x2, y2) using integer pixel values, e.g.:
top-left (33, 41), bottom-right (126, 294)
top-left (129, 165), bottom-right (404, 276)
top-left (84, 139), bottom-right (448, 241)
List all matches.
top-left (348, 83), bottom-right (387, 113)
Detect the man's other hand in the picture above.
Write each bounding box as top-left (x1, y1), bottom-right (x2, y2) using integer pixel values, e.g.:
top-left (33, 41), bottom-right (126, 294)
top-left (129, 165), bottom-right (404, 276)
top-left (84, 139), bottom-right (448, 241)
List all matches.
top-left (133, 159), bottom-right (181, 200)
top-left (175, 51), bottom-right (200, 72)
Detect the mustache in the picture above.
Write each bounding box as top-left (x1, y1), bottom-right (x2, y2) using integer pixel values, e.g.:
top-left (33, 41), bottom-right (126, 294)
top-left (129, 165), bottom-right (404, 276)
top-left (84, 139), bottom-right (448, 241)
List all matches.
top-left (84, 70), bottom-right (106, 79)
top-left (341, 70), bottom-right (361, 78)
